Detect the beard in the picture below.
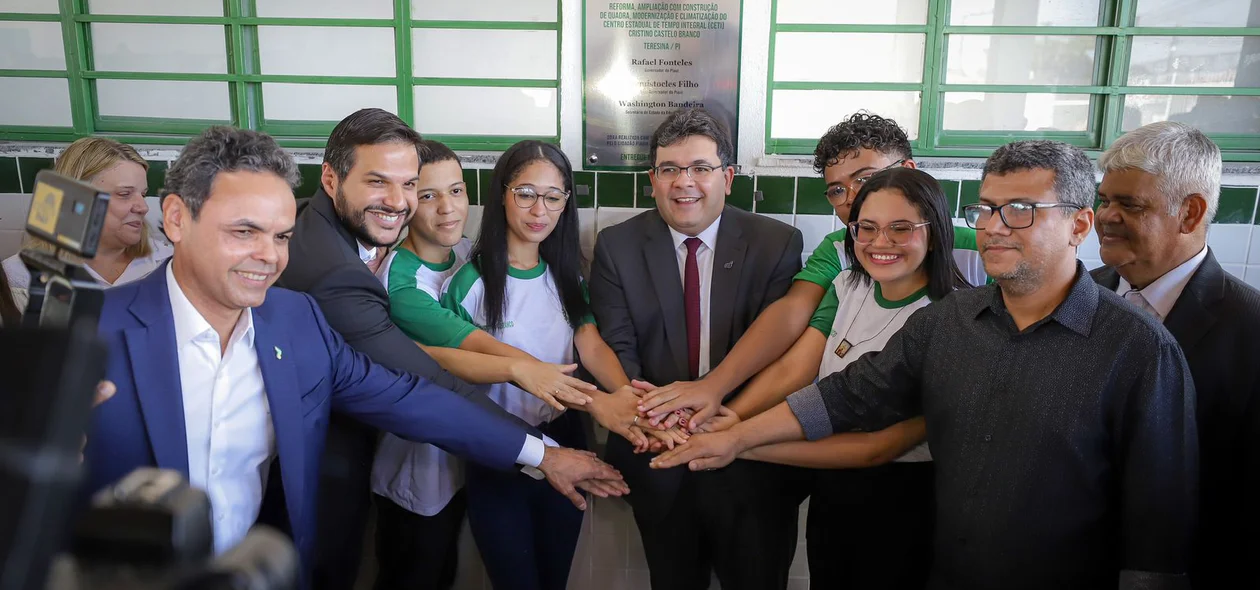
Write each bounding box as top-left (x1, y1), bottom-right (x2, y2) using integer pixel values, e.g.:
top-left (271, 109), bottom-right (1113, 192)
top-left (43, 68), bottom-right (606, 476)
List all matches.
top-left (334, 186), bottom-right (408, 248)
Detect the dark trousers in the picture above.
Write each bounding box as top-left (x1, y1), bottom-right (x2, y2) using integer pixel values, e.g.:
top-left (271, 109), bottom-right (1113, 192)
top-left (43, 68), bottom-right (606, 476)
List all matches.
top-left (464, 412), bottom-right (586, 590)
top-left (313, 413), bottom-right (378, 590)
top-left (373, 490), bottom-right (467, 590)
top-left (806, 461), bottom-right (935, 590)
top-left (631, 460), bottom-right (806, 590)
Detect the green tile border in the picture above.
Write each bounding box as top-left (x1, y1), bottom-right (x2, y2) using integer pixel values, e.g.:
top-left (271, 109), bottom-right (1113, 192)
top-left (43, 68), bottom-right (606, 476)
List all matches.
top-left (294, 164), bottom-right (322, 199)
top-left (756, 176), bottom-right (795, 215)
top-left (729, 175), bottom-right (754, 211)
top-left (573, 171), bottom-right (595, 209)
top-left (597, 172), bottom-right (635, 208)
top-left (462, 168), bottom-right (480, 205)
top-left (795, 177), bottom-right (832, 215)
top-left (937, 180), bottom-right (961, 217)
top-left (960, 180), bottom-right (981, 209)
top-left (0, 157), bottom-right (20, 193)
top-left (478, 169), bottom-right (495, 206)
top-left (144, 160), bottom-right (167, 196)
top-left (17, 157), bottom-right (54, 196)
top-left (635, 172), bottom-right (652, 205)
top-left (1215, 186), bottom-right (1258, 224)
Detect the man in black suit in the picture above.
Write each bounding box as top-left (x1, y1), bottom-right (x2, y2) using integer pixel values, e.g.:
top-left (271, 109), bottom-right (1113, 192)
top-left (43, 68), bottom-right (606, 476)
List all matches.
top-left (1092, 121), bottom-right (1260, 589)
top-left (277, 109), bottom-right (622, 589)
top-left (589, 108), bottom-right (805, 590)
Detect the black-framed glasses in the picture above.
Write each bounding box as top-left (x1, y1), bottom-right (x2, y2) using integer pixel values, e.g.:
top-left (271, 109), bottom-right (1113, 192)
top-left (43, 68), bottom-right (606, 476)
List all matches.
top-left (963, 202), bottom-right (1084, 230)
top-left (848, 220), bottom-right (930, 246)
top-left (652, 163), bottom-right (723, 182)
top-left (824, 159), bottom-right (907, 203)
top-left (508, 185), bottom-right (569, 211)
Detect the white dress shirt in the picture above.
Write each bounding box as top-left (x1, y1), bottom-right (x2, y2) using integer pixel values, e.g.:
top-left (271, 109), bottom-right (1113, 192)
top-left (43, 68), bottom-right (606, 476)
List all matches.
top-left (1115, 246), bottom-right (1208, 322)
top-left (167, 265), bottom-right (275, 555)
top-left (2, 236), bottom-right (174, 307)
top-left (667, 216), bottom-right (722, 377)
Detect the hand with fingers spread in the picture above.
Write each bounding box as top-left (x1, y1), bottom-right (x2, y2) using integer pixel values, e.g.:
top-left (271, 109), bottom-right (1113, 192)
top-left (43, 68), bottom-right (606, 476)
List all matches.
top-left (538, 447), bottom-right (628, 510)
top-left (82, 380), bottom-right (116, 462)
top-left (649, 430), bottom-right (744, 472)
top-left (588, 385), bottom-right (653, 450)
top-left (633, 379), bottom-right (727, 432)
top-left (691, 405), bottom-right (741, 434)
top-left (510, 360), bottom-right (598, 411)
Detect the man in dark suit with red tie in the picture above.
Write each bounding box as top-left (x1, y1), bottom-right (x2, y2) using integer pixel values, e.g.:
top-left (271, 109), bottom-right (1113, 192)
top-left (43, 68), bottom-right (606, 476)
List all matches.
top-left (588, 108), bottom-right (805, 590)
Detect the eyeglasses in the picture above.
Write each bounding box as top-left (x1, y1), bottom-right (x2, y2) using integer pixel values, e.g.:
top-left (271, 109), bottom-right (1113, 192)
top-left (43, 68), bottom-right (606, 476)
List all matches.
top-left (963, 202), bottom-right (1084, 230)
top-left (824, 159), bottom-right (907, 203)
top-left (848, 220), bottom-right (930, 246)
top-left (508, 185), bottom-right (569, 211)
top-left (652, 163), bottom-right (723, 182)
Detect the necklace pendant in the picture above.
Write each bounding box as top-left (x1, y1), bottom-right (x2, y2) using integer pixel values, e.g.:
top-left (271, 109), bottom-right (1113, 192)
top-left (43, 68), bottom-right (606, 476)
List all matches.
top-left (835, 339), bottom-right (852, 358)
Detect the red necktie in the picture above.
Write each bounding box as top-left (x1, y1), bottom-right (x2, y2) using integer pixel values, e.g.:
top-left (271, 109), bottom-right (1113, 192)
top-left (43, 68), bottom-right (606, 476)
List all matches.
top-left (684, 237), bottom-right (702, 379)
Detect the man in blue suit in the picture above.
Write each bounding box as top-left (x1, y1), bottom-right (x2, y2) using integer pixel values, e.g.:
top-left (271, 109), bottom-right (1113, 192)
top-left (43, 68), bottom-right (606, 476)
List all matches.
top-left (81, 126), bottom-right (627, 586)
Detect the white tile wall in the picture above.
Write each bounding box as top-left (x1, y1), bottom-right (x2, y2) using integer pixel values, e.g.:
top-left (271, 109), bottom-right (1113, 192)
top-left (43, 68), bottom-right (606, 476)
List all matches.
top-left (1208, 224), bottom-right (1253, 265)
top-left (1246, 265), bottom-right (1260, 291)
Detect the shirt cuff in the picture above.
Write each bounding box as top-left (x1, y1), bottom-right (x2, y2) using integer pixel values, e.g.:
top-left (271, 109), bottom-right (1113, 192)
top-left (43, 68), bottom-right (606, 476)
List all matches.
top-left (786, 384), bottom-right (835, 441)
top-left (516, 434), bottom-right (557, 480)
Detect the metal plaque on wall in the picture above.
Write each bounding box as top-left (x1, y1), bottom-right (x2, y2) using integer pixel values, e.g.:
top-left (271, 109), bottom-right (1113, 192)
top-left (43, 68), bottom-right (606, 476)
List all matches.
top-left (584, 1), bottom-right (742, 171)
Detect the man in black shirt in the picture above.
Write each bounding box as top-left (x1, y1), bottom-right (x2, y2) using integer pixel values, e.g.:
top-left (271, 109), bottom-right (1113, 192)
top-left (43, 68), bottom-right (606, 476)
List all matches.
top-left (652, 140), bottom-right (1198, 590)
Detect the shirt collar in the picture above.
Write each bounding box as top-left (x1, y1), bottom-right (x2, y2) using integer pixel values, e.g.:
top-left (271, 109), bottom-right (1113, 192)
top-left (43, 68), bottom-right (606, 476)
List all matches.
top-left (166, 263), bottom-right (255, 348)
top-left (1115, 245), bottom-right (1207, 321)
top-left (973, 261), bottom-right (1098, 337)
top-left (357, 240), bottom-right (378, 264)
top-left (668, 215), bottom-right (722, 253)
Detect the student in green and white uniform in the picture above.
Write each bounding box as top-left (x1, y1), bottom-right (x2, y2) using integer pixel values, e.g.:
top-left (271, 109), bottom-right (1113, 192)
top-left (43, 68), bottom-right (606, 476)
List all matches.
top-left (440, 140), bottom-right (678, 590)
top-left (639, 112), bottom-right (985, 433)
top-left (369, 140), bottom-right (606, 590)
top-left (711, 167), bottom-right (970, 590)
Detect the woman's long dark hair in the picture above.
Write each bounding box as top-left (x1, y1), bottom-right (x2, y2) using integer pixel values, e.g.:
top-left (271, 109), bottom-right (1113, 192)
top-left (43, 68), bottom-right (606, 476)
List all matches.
top-left (471, 140), bottom-right (589, 335)
top-left (843, 167), bottom-right (970, 300)
top-left (0, 271), bottom-right (20, 327)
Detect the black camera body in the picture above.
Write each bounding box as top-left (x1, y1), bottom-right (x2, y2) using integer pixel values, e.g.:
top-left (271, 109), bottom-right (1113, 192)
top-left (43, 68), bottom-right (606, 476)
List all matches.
top-left (0, 171), bottom-right (297, 590)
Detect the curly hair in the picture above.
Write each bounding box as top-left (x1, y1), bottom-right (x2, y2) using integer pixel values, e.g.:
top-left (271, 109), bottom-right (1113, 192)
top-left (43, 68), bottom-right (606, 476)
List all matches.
top-left (812, 112), bottom-right (913, 175)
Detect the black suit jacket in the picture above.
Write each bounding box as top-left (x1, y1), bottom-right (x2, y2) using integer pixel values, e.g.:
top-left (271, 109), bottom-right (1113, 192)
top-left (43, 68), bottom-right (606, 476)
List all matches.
top-left (1092, 249), bottom-right (1260, 589)
top-left (277, 188), bottom-right (534, 433)
top-left (589, 205), bottom-right (803, 518)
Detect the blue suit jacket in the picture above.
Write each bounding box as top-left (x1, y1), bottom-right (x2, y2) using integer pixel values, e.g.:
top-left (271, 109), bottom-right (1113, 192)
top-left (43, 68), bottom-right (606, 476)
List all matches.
top-left (82, 265), bottom-right (529, 579)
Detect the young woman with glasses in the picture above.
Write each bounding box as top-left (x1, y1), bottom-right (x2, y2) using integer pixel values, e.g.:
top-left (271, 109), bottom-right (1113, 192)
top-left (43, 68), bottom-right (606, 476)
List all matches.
top-left (440, 140), bottom-right (682, 590)
top-left (700, 167), bottom-right (971, 590)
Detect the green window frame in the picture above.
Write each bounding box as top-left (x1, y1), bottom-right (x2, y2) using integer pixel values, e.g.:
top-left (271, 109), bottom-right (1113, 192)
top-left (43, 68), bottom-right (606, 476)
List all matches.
top-left (0, 0), bottom-right (562, 151)
top-left (765, 0), bottom-right (1260, 162)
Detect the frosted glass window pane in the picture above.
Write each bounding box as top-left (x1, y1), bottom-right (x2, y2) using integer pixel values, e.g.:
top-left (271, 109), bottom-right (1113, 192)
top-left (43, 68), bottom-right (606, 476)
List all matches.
top-left (258, 27), bottom-right (395, 77)
top-left (1129, 37), bottom-right (1259, 88)
top-left (0, 0), bottom-right (59, 13)
top-left (776, 0), bottom-right (928, 24)
top-left (414, 86), bottom-right (556, 136)
top-left (413, 29), bottom-right (556, 79)
top-left (942, 93), bottom-right (1091, 131)
top-left (0, 77), bottom-right (71, 126)
top-left (97, 79), bottom-right (230, 120)
top-left (1136, 0), bottom-right (1260, 27)
top-left (256, 0), bottom-right (393, 19)
top-left (775, 33), bottom-right (924, 83)
top-left (0, 22), bottom-right (64, 69)
top-left (88, 0), bottom-right (221, 16)
top-left (263, 83), bottom-right (398, 121)
top-left (1123, 95), bottom-right (1260, 134)
top-left (949, 0), bottom-right (1101, 26)
top-left (411, 0), bottom-right (556, 22)
top-left (771, 90), bottom-right (920, 140)
top-left (946, 36), bottom-right (1095, 85)
top-left (91, 23), bottom-right (226, 74)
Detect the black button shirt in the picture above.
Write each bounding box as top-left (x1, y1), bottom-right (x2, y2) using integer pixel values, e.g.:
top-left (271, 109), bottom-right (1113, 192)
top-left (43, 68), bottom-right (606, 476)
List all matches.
top-left (787, 264), bottom-right (1197, 590)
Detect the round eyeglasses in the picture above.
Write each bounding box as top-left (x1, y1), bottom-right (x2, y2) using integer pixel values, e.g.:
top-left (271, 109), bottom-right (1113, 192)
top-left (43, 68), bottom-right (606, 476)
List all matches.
top-left (508, 185), bottom-right (569, 211)
top-left (848, 220), bottom-right (930, 246)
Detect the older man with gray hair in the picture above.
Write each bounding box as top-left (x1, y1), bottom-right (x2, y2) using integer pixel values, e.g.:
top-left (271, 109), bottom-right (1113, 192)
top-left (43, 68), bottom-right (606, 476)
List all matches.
top-left (653, 139), bottom-right (1199, 590)
top-left (1094, 121), bottom-right (1260, 589)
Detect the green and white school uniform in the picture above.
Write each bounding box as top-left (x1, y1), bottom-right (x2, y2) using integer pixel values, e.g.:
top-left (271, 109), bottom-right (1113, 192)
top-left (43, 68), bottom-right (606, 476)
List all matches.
top-left (809, 269), bottom-right (933, 462)
top-left (796, 226), bottom-right (988, 290)
top-left (441, 260), bottom-right (595, 428)
top-left (370, 238), bottom-right (474, 516)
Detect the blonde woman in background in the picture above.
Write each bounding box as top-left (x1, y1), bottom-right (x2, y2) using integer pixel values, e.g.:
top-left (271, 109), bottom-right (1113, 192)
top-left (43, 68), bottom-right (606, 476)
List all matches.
top-left (2, 138), bottom-right (173, 310)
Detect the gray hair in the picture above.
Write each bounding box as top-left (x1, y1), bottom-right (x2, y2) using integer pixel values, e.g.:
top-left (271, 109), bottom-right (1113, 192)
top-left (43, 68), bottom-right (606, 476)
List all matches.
top-left (982, 140), bottom-right (1096, 210)
top-left (649, 107), bottom-right (735, 168)
top-left (161, 126), bottom-right (299, 218)
top-left (1098, 121), bottom-right (1221, 220)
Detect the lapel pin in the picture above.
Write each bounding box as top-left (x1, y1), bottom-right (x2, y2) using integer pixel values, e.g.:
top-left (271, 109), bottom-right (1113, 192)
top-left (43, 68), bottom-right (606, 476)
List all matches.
top-left (274, 346), bottom-right (283, 360)
top-left (723, 261), bottom-right (734, 269)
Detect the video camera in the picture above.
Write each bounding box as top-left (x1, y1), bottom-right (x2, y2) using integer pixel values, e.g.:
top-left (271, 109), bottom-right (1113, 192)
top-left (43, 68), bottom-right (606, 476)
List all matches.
top-left (0, 171), bottom-right (297, 590)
